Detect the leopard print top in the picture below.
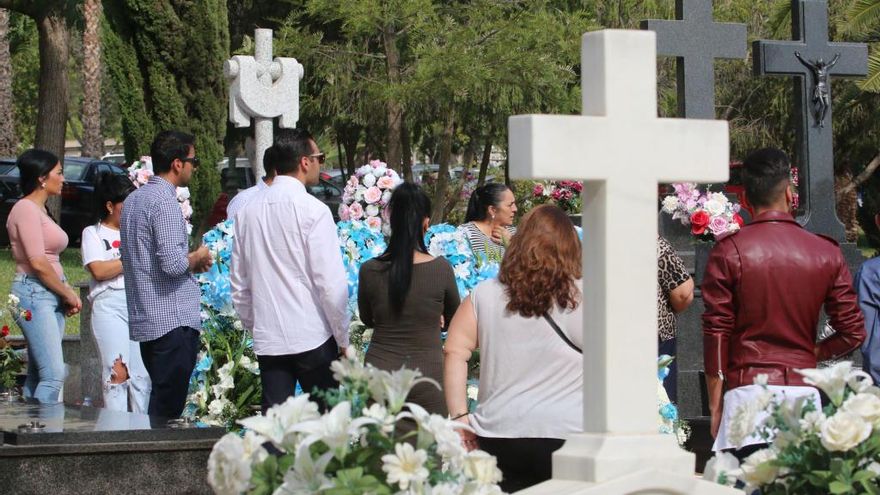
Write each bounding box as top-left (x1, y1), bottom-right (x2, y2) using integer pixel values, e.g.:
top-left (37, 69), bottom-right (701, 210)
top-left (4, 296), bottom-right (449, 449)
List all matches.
top-left (658, 236), bottom-right (691, 341)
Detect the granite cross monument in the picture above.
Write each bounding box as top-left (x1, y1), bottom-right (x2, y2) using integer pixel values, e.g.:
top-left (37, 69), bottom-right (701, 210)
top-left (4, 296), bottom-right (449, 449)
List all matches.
top-left (511, 30), bottom-right (736, 494)
top-left (641, 0), bottom-right (747, 119)
top-left (225, 29), bottom-right (304, 181)
top-left (753, 0), bottom-right (867, 242)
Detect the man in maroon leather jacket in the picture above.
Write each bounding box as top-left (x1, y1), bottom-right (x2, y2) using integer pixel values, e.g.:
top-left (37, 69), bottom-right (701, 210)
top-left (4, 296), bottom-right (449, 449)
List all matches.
top-left (702, 147), bottom-right (865, 440)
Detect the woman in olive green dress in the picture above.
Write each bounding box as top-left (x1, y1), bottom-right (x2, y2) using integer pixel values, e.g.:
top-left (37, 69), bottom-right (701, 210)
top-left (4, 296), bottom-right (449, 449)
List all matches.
top-left (358, 183), bottom-right (460, 415)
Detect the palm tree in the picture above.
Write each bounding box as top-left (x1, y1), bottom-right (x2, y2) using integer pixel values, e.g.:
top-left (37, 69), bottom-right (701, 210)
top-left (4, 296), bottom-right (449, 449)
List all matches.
top-left (80, 0), bottom-right (102, 158)
top-left (0, 8), bottom-right (16, 156)
top-left (843, 0), bottom-right (880, 91)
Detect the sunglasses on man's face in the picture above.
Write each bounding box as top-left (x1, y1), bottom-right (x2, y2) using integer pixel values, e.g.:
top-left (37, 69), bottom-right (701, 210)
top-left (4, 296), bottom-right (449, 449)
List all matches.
top-left (181, 157), bottom-right (200, 168)
top-left (308, 153), bottom-right (326, 164)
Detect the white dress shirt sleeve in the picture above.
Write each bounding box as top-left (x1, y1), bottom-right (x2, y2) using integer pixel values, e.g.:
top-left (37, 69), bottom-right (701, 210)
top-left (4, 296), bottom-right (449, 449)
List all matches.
top-left (230, 219), bottom-right (254, 330)
top-left (308, 207), bottom-right (350, 349)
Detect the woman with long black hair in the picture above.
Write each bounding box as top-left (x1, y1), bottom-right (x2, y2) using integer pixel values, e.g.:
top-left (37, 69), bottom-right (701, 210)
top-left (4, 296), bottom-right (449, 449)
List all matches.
top-left (81, 173), bottom-right (151, 412)
top-left (6, 150), bottom-right (82, 403)
top-left (357, 182), bottom-right (460, 415)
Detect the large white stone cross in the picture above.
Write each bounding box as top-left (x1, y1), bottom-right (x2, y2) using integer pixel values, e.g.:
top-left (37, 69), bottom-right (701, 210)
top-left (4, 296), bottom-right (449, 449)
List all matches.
top-left (225, 29), bottom-right (304, 181)
top-left (512, 30), bottom-right (737, 494)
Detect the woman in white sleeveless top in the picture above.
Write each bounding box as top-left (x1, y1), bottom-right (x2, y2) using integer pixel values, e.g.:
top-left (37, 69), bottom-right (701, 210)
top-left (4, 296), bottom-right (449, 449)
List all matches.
top-left (444, 204), bottom-right (583, 492)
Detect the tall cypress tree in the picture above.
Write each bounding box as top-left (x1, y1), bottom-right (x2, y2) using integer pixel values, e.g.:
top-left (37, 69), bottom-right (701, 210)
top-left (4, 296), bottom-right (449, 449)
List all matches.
top-left (103, 0), bottom-right (227, 231)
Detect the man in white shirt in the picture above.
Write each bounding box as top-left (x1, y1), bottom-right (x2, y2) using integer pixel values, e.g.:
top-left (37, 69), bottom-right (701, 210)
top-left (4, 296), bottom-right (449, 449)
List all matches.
top-left (226, 147), bottom-right (278, 219)
top-left (231, 128), bottom-right (348, 412)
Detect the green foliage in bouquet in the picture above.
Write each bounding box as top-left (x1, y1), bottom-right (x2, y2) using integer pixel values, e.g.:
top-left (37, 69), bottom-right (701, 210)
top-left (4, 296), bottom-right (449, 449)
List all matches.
top-left (185, 309), bottom-right (262, 428)
top-left (704, 362), bottom-right (880, 494)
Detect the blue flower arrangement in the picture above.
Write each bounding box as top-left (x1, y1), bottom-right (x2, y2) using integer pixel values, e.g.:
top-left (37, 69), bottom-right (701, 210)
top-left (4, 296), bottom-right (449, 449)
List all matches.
top-left (424, 224), bottom-right (500, 298)
top-left (185, 220), bottom-right (261, 428)
top-left (337, 220), bottom-right (387, 304)
top-left (197, 219), bottom-right (236, 316)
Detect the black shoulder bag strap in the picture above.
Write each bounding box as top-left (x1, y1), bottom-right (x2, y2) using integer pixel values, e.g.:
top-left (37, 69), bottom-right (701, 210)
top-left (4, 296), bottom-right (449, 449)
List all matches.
top-left (543, 313), bottom-right (582, 354)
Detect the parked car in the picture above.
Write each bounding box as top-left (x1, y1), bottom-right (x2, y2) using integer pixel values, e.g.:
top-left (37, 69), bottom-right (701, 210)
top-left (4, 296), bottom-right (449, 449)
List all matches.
top-left (100, 153), bottom-right (127, 165)
top-left (218, 158), bottom-right (344, 220)
top-left (0, 156), bottom-right (127, 246)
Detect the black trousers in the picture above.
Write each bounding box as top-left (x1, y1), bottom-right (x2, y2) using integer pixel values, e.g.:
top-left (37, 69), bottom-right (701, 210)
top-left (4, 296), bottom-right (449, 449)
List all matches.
top-left (659, 336), bottom-right (678, 403)
top-left (257, 337), bottom-right (338, 413)
top-left (477, 436), bottom-right (566, 492)
top-left (140, 326), bottom-right (199, 419)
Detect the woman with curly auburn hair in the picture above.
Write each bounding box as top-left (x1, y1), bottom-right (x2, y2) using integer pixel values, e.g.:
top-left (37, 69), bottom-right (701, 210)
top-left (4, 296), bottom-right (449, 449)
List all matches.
top-left (443, 204), bottom-right (583, 492)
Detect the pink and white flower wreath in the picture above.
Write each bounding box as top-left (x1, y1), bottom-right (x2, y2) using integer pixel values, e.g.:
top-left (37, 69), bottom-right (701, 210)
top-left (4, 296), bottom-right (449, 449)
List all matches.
top-left (338, 160), bottom-right (403, 232)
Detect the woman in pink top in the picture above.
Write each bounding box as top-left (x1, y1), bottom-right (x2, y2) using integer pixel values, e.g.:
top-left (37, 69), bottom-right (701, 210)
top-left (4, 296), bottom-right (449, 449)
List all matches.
top-left (6, 149), bottom-right (82, 403)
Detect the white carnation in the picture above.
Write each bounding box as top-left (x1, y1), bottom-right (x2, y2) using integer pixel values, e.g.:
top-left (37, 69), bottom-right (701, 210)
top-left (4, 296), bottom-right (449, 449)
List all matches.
top-left (661, 196), bottom-right (680, 213)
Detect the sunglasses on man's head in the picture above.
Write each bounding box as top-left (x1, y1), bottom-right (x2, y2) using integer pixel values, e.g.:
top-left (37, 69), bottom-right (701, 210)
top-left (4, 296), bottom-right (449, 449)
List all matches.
top-left (308, 153), bottom-right (326, 164)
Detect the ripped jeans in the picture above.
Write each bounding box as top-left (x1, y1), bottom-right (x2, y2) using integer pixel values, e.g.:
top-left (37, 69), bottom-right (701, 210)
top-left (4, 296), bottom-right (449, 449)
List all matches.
top-left (91, 288), bottom-right (151, 413)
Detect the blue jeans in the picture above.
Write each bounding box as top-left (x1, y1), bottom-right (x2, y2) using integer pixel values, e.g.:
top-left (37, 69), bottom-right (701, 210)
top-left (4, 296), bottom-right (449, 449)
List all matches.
top-left (12, 274), bottom-right (66, 403)
top-left (91, 288), bottom-right (151, 412)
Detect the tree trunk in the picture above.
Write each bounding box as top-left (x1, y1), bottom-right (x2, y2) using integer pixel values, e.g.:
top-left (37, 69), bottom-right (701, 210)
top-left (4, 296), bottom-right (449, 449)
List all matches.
top-left (35, 11), bottom-right (69, 221)
top-left (400, 110), bottom-right (413, 182)
top-left (477, 136), bottom-right (492, 188)
top-left (337, 123), bottom-right (360, 178)
top-left (80, 0), bottom-right (103, 157)
top-left (0, 9), bottom-right (17, 155)
top-left (430, 109), bottom-right (455, 223)
top-left (382, 24), bottom-right (403, 173)
top-left (444, 140), bottom-right (476, 218)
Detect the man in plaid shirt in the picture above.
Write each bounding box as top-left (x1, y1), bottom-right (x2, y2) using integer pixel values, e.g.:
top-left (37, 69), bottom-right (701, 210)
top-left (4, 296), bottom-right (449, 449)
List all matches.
top-left (121, 130), bottom-right (213, 419)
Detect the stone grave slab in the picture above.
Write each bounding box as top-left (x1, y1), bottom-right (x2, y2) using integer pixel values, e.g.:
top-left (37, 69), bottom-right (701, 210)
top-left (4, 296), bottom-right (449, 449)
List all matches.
top-left (0, 402), bottom-right (224, 494)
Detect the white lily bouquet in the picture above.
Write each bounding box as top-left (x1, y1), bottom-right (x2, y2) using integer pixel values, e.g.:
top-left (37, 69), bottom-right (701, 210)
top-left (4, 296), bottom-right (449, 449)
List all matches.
top-left (207, 351), bottom-right (505, 494)
top-left (704, 362), bottom-right (880, 494)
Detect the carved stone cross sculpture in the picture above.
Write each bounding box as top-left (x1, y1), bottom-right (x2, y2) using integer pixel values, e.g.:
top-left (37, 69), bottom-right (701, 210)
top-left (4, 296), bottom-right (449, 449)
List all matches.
top-left (753, 0), bottom-right (867, 241)
top-left (641, 0), bottom-right (747, 119)
top-left (225, 29), bottom-right (304, 181)
top-left (511, 30), bottom-right (737, 494)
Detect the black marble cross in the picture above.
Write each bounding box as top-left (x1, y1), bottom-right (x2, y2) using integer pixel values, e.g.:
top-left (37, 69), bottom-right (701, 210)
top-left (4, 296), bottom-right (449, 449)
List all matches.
top-left (641, 0), bottom-right (747, 119)
top-left (753, 0), bottom-right (867, 241)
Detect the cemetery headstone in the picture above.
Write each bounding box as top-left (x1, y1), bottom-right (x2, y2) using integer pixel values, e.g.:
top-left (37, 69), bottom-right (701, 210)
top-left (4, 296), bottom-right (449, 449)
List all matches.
top-left (641, 0), bottom-right (747, 119)
top-left (225, 29), bottom-right (304, 181)
top-left (753, 0), bottom-right (867, 242)
top-left (510, 29), bottom-right (737, 494)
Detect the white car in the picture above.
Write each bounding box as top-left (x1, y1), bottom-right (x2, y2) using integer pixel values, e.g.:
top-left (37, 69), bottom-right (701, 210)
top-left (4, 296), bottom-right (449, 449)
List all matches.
top-left (100, 153), bottom-right (126, 165)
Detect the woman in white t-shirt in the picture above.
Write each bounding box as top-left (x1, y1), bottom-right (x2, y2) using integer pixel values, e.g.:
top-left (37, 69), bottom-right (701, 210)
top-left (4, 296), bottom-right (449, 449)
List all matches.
top-left (81, 173), bottom-right (151, 412)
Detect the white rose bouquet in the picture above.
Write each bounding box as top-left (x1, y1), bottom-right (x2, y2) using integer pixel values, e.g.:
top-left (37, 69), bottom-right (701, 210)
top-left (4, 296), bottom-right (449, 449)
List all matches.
top-left (704, 362), bottom-right (880, 494)
top-left (207, 351), bottom-right (505, 494)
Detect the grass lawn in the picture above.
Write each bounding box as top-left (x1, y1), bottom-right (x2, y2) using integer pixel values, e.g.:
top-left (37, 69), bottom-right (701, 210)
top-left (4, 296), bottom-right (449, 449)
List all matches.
top-left (0, 248), bottom-right (88, 336)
